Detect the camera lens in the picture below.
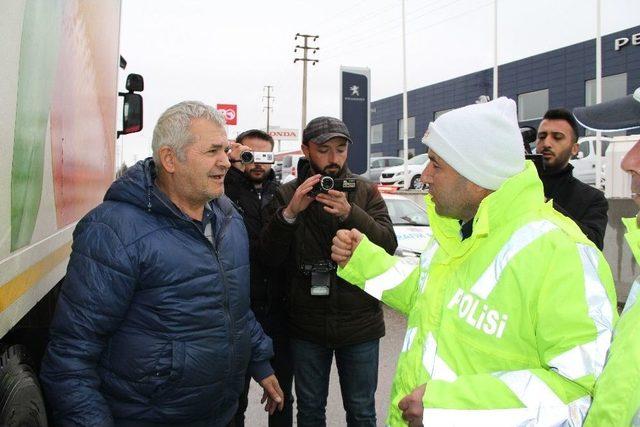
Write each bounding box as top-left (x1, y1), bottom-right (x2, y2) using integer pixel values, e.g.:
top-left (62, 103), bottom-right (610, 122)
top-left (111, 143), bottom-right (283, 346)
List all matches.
top-left (240, 151), bottom-right (254, 164)
top-left (320, 176), bottom-right (334, 191)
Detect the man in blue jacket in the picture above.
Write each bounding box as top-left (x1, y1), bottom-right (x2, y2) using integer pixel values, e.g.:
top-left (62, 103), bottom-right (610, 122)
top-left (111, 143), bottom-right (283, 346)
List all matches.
top-left (40, 101), bottom-right (283, 427)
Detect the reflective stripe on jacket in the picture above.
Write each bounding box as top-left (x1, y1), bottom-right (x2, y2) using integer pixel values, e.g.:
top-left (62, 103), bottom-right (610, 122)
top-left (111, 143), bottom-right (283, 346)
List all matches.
top-left (338, 162), bottom-right (618, 426)
top-left (584, 217), bottom-right (640, 426)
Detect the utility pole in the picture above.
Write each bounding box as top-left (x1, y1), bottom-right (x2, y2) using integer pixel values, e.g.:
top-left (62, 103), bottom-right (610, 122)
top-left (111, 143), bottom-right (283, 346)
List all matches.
top-left (263, 85), bottom-right (274, 133)
top-left (294, 33), bottom-right (319, 132)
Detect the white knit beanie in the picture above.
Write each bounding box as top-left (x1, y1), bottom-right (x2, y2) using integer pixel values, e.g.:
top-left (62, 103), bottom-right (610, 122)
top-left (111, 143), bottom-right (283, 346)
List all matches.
top-left (423, 97), bottom-right (525, 190)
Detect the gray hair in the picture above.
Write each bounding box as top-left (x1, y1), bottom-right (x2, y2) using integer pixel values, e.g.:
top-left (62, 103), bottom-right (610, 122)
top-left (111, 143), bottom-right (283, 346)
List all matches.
top-left (152, 101), bottom-right (227, 164)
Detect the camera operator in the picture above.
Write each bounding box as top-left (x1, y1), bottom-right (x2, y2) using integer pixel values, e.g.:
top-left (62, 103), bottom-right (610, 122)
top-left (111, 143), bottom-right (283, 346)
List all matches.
top-left (260, 116), bottom-right (397, 426)
top-left (225, 129), bottom-right (292, 426)
top-left (535, 108), bottom-right (608, 249)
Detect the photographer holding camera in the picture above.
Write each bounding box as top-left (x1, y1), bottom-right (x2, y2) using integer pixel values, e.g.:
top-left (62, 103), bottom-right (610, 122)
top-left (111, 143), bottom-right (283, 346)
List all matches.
top-left (260, 116), bottom-right (397, 426)
top-left (224, 129), bottom-right (293, 427)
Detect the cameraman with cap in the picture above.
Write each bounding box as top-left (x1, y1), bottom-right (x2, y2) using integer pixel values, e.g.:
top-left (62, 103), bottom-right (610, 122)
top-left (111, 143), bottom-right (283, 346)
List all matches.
top-left (260, 116), bottom-right (397, 426)
top-left (331, 98), bottom-right (617, 426)
top-left (574, 87), bottom-right (640, 427)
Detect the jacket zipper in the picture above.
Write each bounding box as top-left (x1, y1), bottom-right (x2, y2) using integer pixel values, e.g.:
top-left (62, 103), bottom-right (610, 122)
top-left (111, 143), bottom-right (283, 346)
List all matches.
top-left (211, 217), bottom-right (236, 384)
top-left (152, 192), bottom-right (237, 385)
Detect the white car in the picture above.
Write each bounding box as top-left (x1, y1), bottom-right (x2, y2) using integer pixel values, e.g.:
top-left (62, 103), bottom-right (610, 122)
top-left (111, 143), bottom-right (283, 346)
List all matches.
top-left (382, 193), bottom-right (431, 261)
top-left (379, 153), bottom-right (429, 189)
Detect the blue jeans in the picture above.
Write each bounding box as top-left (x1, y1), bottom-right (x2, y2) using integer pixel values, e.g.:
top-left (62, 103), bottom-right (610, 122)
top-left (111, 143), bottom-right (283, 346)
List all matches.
top-left (290, 338), bottom-right (379, 427)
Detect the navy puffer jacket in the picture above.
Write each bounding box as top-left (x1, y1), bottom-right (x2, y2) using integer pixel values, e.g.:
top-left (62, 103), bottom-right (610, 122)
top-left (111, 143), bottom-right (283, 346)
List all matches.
top-left (40, 159), bottom-right (273, 427)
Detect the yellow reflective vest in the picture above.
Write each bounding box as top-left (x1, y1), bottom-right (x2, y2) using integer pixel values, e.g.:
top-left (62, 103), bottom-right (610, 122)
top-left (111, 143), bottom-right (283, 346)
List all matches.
top-left (338, 162), bottom-right (618, 426)
top-left (584, 217), bottom-right (640, 426)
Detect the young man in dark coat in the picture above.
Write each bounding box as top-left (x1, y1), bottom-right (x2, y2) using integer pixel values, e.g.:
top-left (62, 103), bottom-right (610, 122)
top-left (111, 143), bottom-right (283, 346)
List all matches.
top-left (40, 101), bottom-right (283, 427)
top-left (536, 108), bottom-right (609, 249)
top-left (224, 129), bottom-right (293, 427)
top-left (260, 117), bottom-right (397, 427)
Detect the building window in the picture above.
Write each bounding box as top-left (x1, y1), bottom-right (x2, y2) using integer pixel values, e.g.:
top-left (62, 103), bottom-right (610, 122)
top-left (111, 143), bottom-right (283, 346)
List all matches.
top-left (370, 151), bottom-right (384, 158)
top-left (517, 89), bottom-right (549, 121)
top-left (371, 124), bottom-right (383, 144)
top-left (585, 73), bottom-right (627, 106)
top-left (398, 117), bottom-right (416, 140)
top-left (434, 108), bottom-right (454, 120)
top-left (397, 148), bottom-right (416, 158)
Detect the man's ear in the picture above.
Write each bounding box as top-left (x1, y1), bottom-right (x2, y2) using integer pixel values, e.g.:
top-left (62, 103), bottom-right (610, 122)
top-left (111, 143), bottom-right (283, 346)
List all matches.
top-left (301, 144), bottom-right (310, 158)
top-left (571, 142), bottom-right (579, 157)
top-left (158, 146), bottom-right (178, 173)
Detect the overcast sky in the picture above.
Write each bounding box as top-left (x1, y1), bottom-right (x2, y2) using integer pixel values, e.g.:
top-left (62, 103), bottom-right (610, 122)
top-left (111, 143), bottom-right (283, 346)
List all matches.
top-left (118, 0), bottom-right (640, 162)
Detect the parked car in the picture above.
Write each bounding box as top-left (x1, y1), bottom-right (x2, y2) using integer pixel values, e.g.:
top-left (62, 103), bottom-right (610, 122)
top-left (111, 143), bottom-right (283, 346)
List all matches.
top-left (381, 192), bottom-right (431, 261)
top-left (281, 153), bottom-right (305, 183)
top-left (360, 156), bottom-right (404, 182)
top-left (379, 153), bottom-right (429, 189)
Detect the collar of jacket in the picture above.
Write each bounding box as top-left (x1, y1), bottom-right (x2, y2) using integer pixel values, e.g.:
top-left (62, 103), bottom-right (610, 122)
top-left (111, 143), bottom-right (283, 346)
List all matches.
top-left (539, 162), bottom-right (574, 179)
top-left (623, 217), bottom-right (640, 264)
top-left (105, 157), bottom-right (236, 224)
top-left (296, 157), bottom-right (351, 182)
top-left (425, 161), bottom-right (546, 257)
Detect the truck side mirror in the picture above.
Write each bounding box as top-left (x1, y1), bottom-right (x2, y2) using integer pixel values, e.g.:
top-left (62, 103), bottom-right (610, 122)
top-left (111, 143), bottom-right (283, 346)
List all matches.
top-left (118, 73), bottom-right (144, 137)
top-left (121, 93), bottom-right (143, 135)
top-left (126, 73), bottom-right (144, 92)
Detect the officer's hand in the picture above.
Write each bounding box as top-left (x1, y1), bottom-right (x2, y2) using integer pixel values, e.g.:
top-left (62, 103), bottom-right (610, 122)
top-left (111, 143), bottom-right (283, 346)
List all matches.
top-left (398, 383), bottom-right (426, 427)
top-left (331, 228), bottom-right (363, 267)
top-left (283, 174), bottom-right (321, 218)
top-left (259, 374), bottom-right (284, 415)
top-left (316, 189), bottom-right (352, 220)
top-left (227, 142), bottom-right (251, 171)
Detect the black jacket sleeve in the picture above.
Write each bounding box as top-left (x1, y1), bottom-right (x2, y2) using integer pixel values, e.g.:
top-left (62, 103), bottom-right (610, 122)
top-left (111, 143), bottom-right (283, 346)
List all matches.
top-left (260, 190), bottom-right (298, 267)
top-left (553, 191), bottom-right (608, 250)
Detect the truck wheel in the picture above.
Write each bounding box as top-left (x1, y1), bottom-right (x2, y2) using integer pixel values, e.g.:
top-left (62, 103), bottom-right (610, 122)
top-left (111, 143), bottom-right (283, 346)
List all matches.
top-left (0, 345), bottom-right (48, 427)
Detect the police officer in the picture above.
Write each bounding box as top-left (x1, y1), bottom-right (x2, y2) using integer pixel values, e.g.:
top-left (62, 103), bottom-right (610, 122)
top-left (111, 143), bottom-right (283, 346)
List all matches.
top-left (575, 87), bottom-right (640, 427)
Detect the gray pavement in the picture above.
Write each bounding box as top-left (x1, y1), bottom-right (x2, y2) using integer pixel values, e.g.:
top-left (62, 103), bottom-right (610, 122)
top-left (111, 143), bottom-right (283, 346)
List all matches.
top-left (245, 306), bottom-right (407, 426)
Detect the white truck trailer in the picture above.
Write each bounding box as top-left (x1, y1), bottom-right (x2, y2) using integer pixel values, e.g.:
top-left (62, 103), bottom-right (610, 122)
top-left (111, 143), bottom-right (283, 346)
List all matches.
top-left (0, 1), bottom-right (142, 424)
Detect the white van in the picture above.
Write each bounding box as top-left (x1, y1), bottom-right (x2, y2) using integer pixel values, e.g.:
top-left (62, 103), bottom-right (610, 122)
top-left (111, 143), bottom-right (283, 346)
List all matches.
top-left (281, 154), bottom-right (305, 183)
top-left (571, 135), bottom-right (639, 189)
top-left (571, 136), bottom-right (611, 185)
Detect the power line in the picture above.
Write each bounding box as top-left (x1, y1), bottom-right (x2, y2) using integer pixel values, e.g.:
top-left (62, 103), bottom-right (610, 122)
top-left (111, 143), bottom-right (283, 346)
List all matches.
top-left (321, 0), bottom-right (468, 54)
top-left (322, 1), bottom-right (492, 62)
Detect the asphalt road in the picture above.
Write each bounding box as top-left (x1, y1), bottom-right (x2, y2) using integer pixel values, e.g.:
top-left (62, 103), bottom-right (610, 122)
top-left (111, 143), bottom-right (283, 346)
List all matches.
top-left (245, 306), bottom-right (407, 426)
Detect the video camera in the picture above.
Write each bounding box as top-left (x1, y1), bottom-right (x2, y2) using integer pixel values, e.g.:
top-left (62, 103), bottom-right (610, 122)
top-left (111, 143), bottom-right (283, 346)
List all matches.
top-left (240, 151), bottom-right (275, 164)
top-left (520, 126), bottom-right (545, 173)
top-left (310, 176), bottom-right (357, 196)
top-left (300, 259), bottom-right (335, 297)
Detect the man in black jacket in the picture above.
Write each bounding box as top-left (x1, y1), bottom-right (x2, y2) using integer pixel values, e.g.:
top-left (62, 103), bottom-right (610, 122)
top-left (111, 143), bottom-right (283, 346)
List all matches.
top-left (536, 108), bottom-right (608, 249)
top-left (224, 130), bottom-right (293, 426)
top-left (261, 117), bottom-right (397, 427)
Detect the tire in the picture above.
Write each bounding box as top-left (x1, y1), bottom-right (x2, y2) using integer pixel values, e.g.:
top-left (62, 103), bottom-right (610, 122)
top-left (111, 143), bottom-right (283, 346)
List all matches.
top-left (0, 345), bottom-right (48, 427)
top-left (409, 175), bottom-right (424, 190)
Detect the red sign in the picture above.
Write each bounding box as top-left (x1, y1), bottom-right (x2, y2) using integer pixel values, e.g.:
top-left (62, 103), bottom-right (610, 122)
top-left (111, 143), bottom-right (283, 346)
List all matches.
top-left (216, 104), bottom-right (237, 125)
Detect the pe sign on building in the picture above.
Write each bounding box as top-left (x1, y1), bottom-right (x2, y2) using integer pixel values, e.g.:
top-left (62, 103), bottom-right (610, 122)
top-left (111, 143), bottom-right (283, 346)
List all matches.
top-left (341, 67), bottom-right (370, 175)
